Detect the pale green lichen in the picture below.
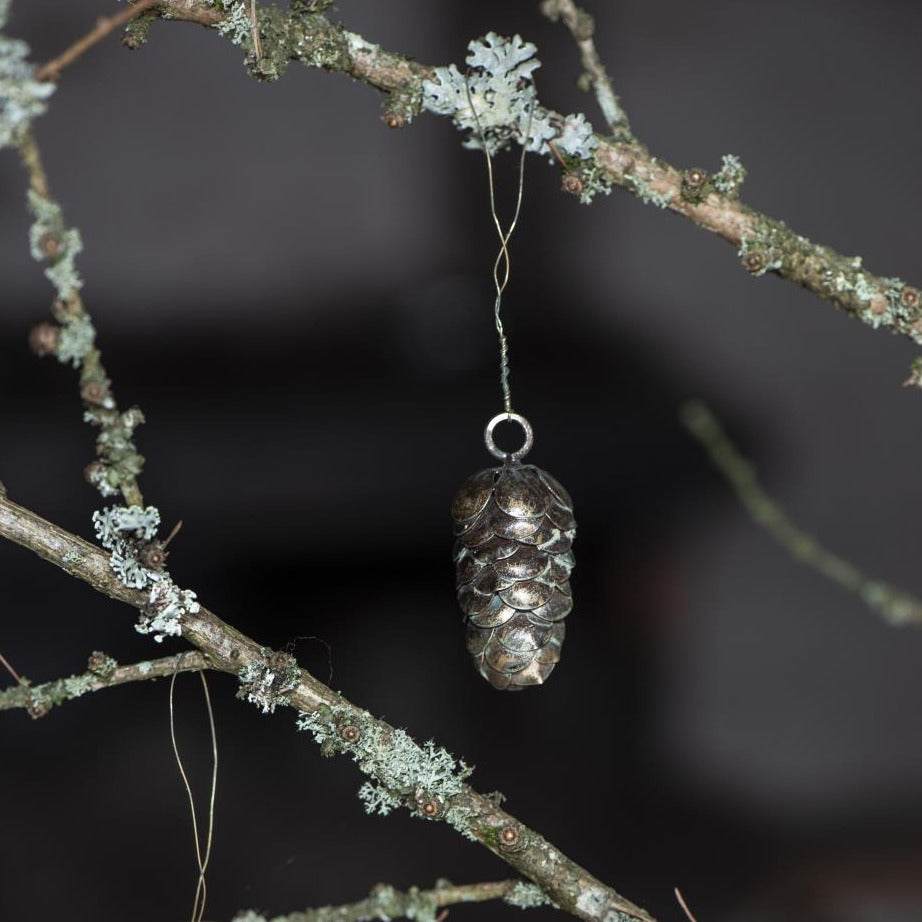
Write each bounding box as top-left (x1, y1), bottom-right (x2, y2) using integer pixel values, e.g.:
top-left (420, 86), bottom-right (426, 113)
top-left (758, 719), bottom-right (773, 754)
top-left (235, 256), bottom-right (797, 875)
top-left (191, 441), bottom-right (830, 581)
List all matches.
top-left (92, 504), bottom-right (161, 588)
top-left (232, 884), bottom-right (445, 922)
top-left (85, 407), bottom-right (146, 496)
top-left (215, 1), bottom-right (252, 45)
top-left (505, 882), bottom-right (551, 910)
top-left (442, 802), bottom-right (480, 842)
top-left (297, 707), bottom-right (472, 817)
top-left (357, 781), bottom-right (402, 816)
top-left (624, 173), bottom-right (673, 209)
top-left (377, 885), bottom-right (438, 922)
top-left (27, 190), bottom-right (84, 302)
top-left (237, 651), bottom-right (300, 714)
top-left (139, 579), bottom-right (199, 641)
top-left (0, 1), bottom-right (55, 149)
top-left (422, 33), bottom-right (596, 160)
top-left (713, 153), bottom-right (746, 197)
top-left (91, 504), bottom-right (198, 639)
top-left (87, 651), bottom-right (118, 678)
top-left (738, 221), bottom-right (785, 277)
top-left (56, 315), bottom-right (95, 368)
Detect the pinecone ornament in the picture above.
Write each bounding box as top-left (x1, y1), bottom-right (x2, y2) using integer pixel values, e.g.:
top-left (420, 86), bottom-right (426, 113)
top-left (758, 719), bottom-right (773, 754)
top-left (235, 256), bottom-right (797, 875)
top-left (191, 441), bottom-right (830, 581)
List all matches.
top-left (452, 456), bottom-right (576, 690)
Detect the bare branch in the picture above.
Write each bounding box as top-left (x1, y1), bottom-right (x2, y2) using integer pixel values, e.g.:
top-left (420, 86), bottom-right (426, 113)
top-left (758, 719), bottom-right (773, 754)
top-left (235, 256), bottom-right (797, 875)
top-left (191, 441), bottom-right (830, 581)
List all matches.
top-left (0, 491), bottom-right (654, 922)
top-left (0, 649), bottom-right (26, 686)
top-left (539, 0), bottom-right (629, 135)
top-left (0, 650), bottom-right (208, 718)
top-left (681, 400), bottom-right (922, 627)
top-left (228, 879), bottom-right (543, 922)
top-left (674, 889), bottom-right (699, 922)
top-left (34, 0), bottom-right (161, 82)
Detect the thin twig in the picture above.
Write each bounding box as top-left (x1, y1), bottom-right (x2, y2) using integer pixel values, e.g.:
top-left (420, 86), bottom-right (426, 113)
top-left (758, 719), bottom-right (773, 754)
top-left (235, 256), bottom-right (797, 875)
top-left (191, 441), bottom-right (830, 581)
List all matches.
top-left (0, 650), bottom-right (208, 717)
top-left (228, 880), bottom-right (525, 922)
top-left (35, 0), bottom-right (161, 82)
top-left (0, 650), bottom-right (25, 686)
top-left (540, 0), bottom-right (629, 134)
top-left (15, 129), bottom-right (49, 198)
top-left (681, 400), bottom-right (922, 627)
top-left (674, 889), bottom-right (699, 922)
top-left (17, 131), bottom-right (146, 507)
top-left (250, 0), bottom-right (262, 60)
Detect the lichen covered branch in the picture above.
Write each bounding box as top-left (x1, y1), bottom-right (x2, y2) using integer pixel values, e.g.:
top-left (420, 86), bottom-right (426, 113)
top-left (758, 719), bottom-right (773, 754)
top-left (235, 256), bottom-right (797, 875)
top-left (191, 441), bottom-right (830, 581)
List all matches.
top-left (140, 0), bottom-right (922, 360)
top-left (0, 491), bottom-right (655, 922)
top-left (17, 130), bottom-right (147, 506)
top-left (0, 649), bottom-right (208, 718)
top-left (681, 400), bottom-right (922, 627)
top-left (232, 879), bottom-right (548, 922)
top-left (34, 0), bottom-right (160, 82)
top-left (538, 0), bottom-right (629, 135)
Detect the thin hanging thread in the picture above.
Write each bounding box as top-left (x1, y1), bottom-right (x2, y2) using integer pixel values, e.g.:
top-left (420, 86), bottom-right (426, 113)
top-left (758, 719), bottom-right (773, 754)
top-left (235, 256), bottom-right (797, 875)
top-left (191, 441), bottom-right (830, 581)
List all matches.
top-left (169, 670), bottom-right (218, 922)
top-left (465, 78), bottom-right (535, 414)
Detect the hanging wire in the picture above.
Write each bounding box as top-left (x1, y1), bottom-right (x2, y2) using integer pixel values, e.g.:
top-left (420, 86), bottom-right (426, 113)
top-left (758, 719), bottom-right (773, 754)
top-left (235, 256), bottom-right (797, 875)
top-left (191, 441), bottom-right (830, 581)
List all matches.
top-left (169, 670), bottom-right (218, 922)
top-left (464, 77), bottom-right (536, 414)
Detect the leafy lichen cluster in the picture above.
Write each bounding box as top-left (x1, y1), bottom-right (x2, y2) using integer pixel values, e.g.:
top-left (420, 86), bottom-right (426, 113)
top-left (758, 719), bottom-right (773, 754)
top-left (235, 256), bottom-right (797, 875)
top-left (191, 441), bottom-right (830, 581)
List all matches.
top-left (505, 881), bottom-right (552, 910)
top-left (85, 405), bottom-right (146, 497)
top-left (422, 32), bottom-right (596, 161)
top-left (140, 579), bottom-right (200, 641)
top-left (27, 190), bottom-right (85, 305)
top-left (92, 504), bottom-right (162, 588)
top-left (0, 0), bottom-right (54, 150)
top-left (297, 705), bottom-right (473, 819)
top-left (214, 0), bottom-right (252, 46)
top-left (92, 504), bottom-right (200, 639)
top-left (237, 650), bottom-right (300, 714)
top-left (712, 153), bottom-right (746, 198)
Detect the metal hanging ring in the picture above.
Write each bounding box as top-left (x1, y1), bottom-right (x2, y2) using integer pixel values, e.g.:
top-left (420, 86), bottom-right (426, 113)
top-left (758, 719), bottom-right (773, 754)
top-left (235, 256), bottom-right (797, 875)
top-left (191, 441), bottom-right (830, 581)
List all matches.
top-left (484, 412), bottom-right (534, 462)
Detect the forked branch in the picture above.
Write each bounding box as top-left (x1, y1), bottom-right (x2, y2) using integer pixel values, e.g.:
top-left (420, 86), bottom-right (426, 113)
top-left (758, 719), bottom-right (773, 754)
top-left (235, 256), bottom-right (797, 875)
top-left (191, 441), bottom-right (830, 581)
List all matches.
top-left (0, 492), bottom-right (654, 922)
top-left (0, 649), bottom-right (208, 717)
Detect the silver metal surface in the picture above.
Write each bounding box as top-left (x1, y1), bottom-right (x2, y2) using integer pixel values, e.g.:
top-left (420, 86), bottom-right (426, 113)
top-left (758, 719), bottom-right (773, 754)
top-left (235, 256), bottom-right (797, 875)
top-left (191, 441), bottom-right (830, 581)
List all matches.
top-left (451, 459), bottom-right (576, 691)
top-left (484, 412), bottom-right (534, 462)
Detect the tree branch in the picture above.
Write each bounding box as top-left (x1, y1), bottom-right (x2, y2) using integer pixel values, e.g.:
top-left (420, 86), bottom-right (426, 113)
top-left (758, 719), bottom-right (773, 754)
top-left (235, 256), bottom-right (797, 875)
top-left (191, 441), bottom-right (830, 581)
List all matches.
top-left (0, 649), bottom-right (209, 718)
top-left (0, 491), bottom-right (654, 922)
top-left (17, 129), bottom-right (147, 506)
top-left (34, 0), bottom-right (161, 82)
top-left (133, 0), bottom-right (922, 364)
top-left (681, 400), bottom-right (922, 627)
top-left (229, 879), bottom-right (546, 922)
top-left (538, 0), bottom-right (629, 135)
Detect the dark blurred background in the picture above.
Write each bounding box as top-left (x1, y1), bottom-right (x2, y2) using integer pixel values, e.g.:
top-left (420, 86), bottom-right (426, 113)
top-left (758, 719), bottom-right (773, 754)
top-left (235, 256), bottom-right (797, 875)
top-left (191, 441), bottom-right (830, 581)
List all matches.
top-left (2, 2), bottom-right (922, 920)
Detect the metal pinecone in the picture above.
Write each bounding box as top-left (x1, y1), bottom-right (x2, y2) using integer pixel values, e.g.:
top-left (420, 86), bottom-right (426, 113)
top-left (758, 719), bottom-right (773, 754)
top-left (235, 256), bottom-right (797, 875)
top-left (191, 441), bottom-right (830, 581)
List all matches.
top-left (451, 460), bottom-right (576, 690)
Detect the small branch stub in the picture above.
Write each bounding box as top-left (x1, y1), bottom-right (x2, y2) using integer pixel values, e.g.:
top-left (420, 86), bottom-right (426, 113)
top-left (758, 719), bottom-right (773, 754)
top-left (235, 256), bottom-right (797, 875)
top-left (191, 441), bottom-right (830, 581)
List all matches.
top-left (28, 321), bottom-right (59, 357)
top-left (742, 250), bottom-right (765, 275)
